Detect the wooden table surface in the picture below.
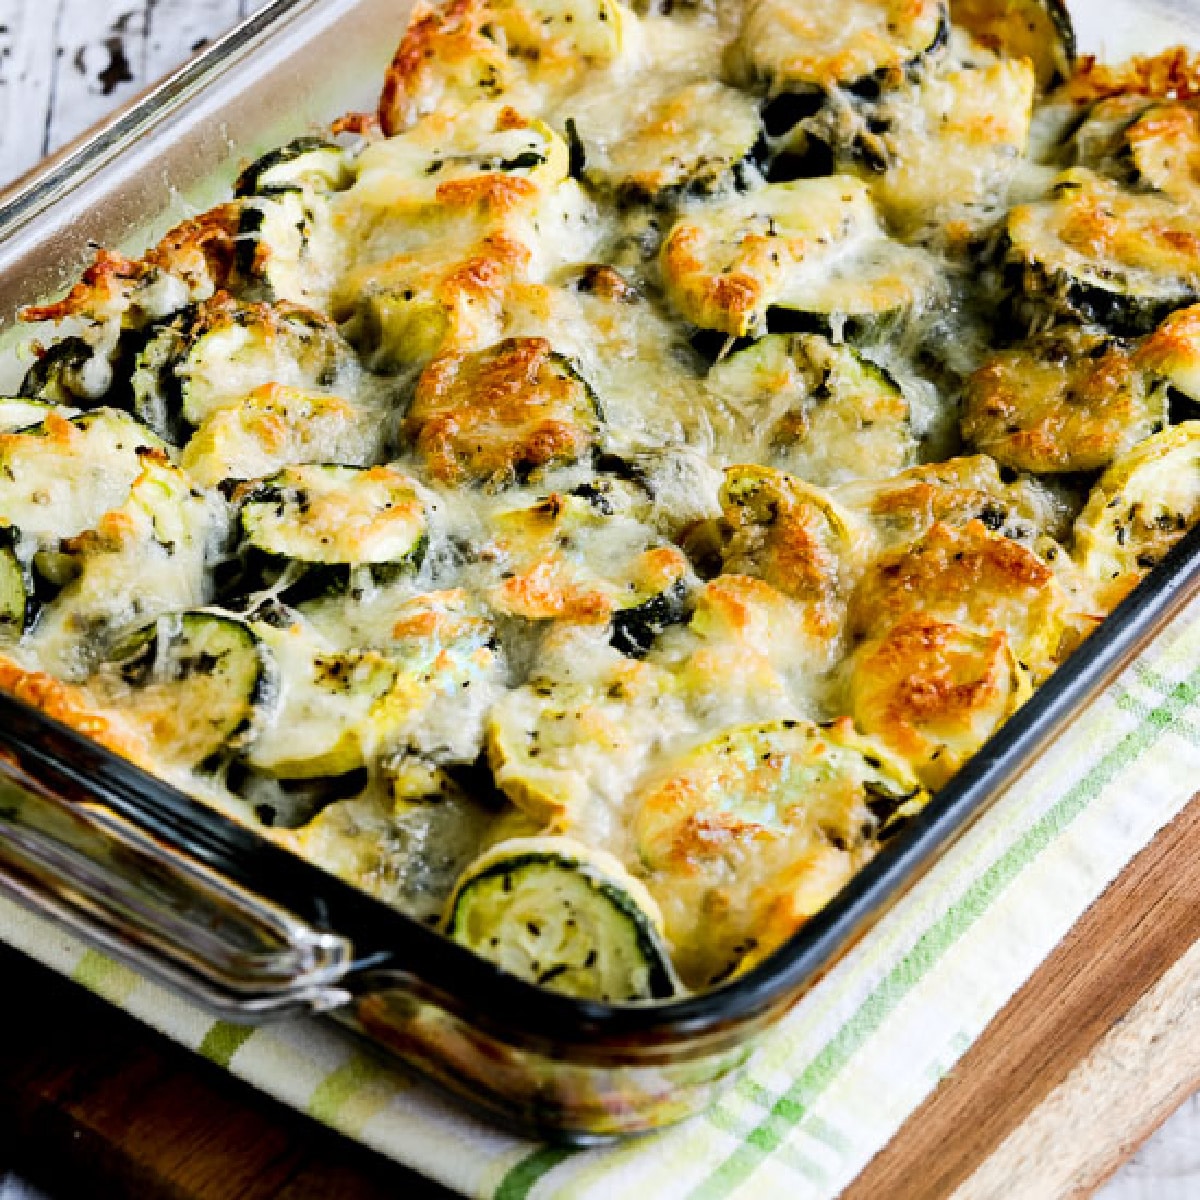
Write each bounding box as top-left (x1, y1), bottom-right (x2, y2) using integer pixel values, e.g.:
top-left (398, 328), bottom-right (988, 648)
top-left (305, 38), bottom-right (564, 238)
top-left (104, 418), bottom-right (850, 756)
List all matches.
top-left (1, 2), bottom-right (1199, 1197)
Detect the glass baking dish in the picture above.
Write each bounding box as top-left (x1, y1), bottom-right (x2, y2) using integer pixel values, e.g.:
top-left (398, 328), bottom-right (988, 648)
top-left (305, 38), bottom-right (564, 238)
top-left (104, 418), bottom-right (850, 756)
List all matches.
top-left (1, 0), bottom-right (1200, 1143)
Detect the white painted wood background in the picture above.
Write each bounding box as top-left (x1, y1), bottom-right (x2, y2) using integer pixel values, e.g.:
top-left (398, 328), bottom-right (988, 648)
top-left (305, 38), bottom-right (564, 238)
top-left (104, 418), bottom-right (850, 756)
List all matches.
top-left (0, 2), bottom-right (1195, 1196)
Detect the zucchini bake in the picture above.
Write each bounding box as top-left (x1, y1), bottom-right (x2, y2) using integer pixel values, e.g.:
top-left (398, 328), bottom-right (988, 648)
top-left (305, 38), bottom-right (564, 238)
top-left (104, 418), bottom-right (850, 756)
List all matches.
top-left (8, 0), bottom-right (1200, 1000)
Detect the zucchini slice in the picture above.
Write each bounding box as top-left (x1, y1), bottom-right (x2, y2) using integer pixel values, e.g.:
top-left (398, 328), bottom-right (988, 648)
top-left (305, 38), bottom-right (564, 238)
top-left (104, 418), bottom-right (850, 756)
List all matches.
top-left (730, 0), bottom-right (948, 94)
top-left (963, 329), bottom-right (1169, 474)
top-left (406, 338), bottom-right (599, 486)
top-left (287, 766), bottom-right (499, 921)
top-left (445, 836), bottom-right (680, 1001)
top-left (247, 593), bottom-right (500, 778)
top-left (496, 0), bottom-right (633, 64)
top-left (850, 519), bottom-right (1071, 676)
top-left (1073, 422), bottom-right (1200, 612)
top-left (377, 0), bottom-right (634, 134)
top-left (1068, 94), bottom-right (1156, 177)
top-left (1005, 169), bottom-right (1200, 336)
top-left (486, 645), bottom-right (684, 834)
top-left (577, 81), bottom-right (763, 203)
top-left (0, 531), bottom-right (31, 635)
top-left (181, 385), bottom-right (382, 488)
top-left (31, 456), bottom-right (225, 662)
top-left (661, 177), bottom-right (941, 338)
top-left (1125, 102), bottom-right (1200, 207)
top-left (862, 59), bottom-right (1035, 237)
top-left (1137, 304), bottom-right (1200, 403)
top-left (634, 719), bottom-right (926, 986)
top-left (175, 301), bottom-right (356, 428)
top-left (708, 464), bottom-right (867, 649)
top-left (480, 491), bottom-right (691, 651)
top-left (707, 333), bottom-right (915, 485)
top-left (837, 454), bottom-right (1071, 548)
top-left (131, 311), bottom-right (197, 442)
top-left (353, 108), bottom-right (569, 214)
top-left (20, 337), bottom-right (113, 404)
top-left (1070, 98), bottom-right (1200, 207)
top-left (848, 614), bottom-right (1032, 789)
top-left (238, 465), bottom-right (428, 597)
top-left (235, 137), bottom-right (353, 198)
top-left (236, 190), bottom-right (343, 308)
top-left (0, 409), bottom-right (165, 542)
top-left (950, 0), bottom-right (1074, 90)
top-left (377, 0), bottom-right (517, 134)
top-left (101, 613), bottom-right (276, 768)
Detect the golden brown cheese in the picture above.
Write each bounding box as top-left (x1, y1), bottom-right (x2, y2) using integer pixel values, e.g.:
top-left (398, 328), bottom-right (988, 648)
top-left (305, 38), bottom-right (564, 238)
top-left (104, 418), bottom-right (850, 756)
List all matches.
top-left (730, 0), bottom-right (946, 93)
top-left (0, 657), bottom-right (152, 767)
top-left (850, 520), bottom-right (1070, 676)
top-left (865, 59), bottom-right (1035, 238)
top-left (706, 465), bottom-right (868, 651)
top-left (633, 717), bottom-right (924, 986)
top-left (1006, 168), bottom-right (1200, 328)
top-left (847, 614), bottom-right (1031, 788)
top-left (405, 336), bottom-right (599, 484)
top-left (962, 330), bottom-right (1168, 474)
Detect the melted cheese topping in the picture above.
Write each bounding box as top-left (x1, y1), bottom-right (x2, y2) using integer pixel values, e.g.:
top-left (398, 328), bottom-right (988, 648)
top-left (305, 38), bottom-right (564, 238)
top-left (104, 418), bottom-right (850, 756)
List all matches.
top-left (13, 12), bottom-right (1200, 993)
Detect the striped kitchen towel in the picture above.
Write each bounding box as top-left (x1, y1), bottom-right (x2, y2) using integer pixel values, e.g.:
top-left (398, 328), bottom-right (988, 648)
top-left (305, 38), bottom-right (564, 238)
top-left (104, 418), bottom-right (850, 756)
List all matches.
top-left (4, 588), bottom-right (1200, 1199)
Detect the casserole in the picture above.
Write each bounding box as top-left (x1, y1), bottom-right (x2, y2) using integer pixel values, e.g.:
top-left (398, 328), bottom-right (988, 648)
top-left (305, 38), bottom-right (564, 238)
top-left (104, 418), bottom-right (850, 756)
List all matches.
top-left (2, 0), bottom-right (1200, 1141)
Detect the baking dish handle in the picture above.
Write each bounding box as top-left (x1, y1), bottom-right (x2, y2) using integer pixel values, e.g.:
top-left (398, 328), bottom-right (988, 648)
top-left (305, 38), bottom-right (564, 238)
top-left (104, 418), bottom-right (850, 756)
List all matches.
top-left (0, 752), bottom-right (355, 1020)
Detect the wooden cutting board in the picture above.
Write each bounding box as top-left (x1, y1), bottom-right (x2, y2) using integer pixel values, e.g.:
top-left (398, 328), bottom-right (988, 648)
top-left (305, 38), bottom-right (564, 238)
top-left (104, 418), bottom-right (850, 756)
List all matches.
top-left (0, 798), bottom-right (1197, 1199)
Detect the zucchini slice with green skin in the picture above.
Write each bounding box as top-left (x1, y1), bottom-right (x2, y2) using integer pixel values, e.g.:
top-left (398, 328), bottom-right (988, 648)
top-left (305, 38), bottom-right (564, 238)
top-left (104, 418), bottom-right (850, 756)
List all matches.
top-left (634, 719), bottom-right (926, 986)
top-left (950, 0), bottom-right (1074, 91)
top-left (1073, 422), bottom-right (1200, 612)
top-left (238, 465), bottom-right (428, 599)
top-left (20, 337), bottom-right (113, 404)
top-left (353, 109), bottom-right (570, 214)
top-left (1068, 93), bottom-right (1155, 176)
top-left (181, 385), bottom-right (383, 488)
top-left (0, 408), bottom-right (166, 542)
top-left (707, 333), bottom-right (915, 486)
top-left (131, 312), bottom-right (197, 443)
top-left (236, 190), bottom-right (342, 308)
top-left (577, 81), bottom-right (764, 204)
top-left (478, 490), bottom-right (692, 654)
top-left (407, 338), bottom-right (600, 486)
top-left (661, 177), bottom-right (942, 338)
top-left (0, 531), bottom-right (31, 635)
top-left (102, 613), bottom-right (276, 768)
top-left (1070, 98), bottom-right (1200, 206)
top-left (235, 137), bottom-right (353, 198)
top-left (1124, 103), bottom-right (1200, 207)
top-left (610, 579), bottom-right (688, 659)
top-left (729, 0), bottom-right (948, 95)
top-left (247, 593), bottom-right (501, 778)
top-left (445, 836), bottom-right (680, 1001)
top-left (30, 455), bottom-right (227, 665)
top-left (1005, 169), bottom-right (1200, 336)
top-left (176, 301), bottom-right (355, 428)
top-left (963, 329), bottom-right (1169, 474)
